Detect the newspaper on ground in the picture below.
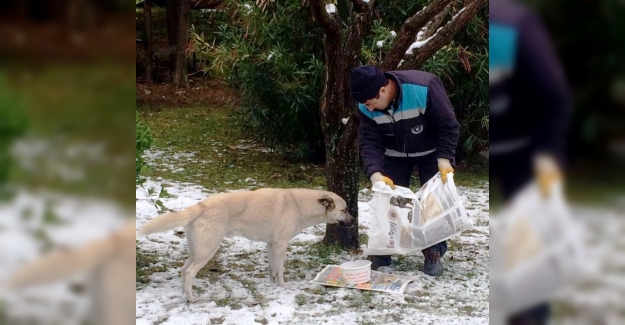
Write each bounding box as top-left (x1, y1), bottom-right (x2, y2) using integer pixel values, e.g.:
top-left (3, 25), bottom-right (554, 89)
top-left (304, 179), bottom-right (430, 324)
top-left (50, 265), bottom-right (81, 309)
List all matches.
top-left (310, 265), bottom-right (415, 294)
top-left (364, 172), bottom-right (473, 256)
top-left (490, 181), bottom-right (598, 317)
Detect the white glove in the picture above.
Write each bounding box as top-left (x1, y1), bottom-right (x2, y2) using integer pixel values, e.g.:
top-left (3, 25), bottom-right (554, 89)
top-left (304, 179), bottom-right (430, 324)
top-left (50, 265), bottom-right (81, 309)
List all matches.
top-left (370, 172), bottom-right (396, 189)
top-left (437, 158), bottom-right (454, 183)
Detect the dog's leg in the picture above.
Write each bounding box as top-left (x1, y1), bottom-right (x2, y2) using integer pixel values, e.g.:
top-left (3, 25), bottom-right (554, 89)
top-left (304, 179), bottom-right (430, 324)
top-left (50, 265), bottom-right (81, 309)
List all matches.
top-left (267, 243), bottom-right (276, 283)
top-left (273, 242), bottom-right (288, 286)
top-left (180, 225), bottom-right (195, 294)
top-left (182, 222), bottom-right (226, 303)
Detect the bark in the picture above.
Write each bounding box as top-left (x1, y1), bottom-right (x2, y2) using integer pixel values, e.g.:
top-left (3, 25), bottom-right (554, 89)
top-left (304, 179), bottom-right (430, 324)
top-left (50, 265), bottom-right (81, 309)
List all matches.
top-left (380, 0), bottom-right (453, 71)
top-left (167, 0), bottom-right (180, 75)
top-left (174, 0), bottom-right (191, 87)
top-left (311, 0), bottom-right (374, 249)
top-left (402, 0), bottom-right (487, 70)
top-left (143, 0), bottom-right (154, 83)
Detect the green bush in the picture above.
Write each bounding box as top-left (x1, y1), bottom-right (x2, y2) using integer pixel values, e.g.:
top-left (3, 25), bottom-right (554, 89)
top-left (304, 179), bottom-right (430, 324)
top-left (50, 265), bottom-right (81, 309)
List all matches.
top-left (199, 0), bottom-right (488, 161)
top-left (0, 80), bottom-right (28, 199)
top-left (136, 112), bottom-right (153, 184)
top-left (201, 0), bottom-right (326, 162)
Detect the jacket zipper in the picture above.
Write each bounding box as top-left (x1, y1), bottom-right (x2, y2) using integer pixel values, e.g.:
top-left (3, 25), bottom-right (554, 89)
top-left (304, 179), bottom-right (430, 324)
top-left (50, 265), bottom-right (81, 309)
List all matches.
top-left (384, 110), bottom-right (406, 157)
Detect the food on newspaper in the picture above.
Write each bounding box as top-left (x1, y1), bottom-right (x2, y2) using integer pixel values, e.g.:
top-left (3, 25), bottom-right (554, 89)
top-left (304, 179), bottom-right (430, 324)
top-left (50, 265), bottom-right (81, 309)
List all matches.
top-left (310, 265), bottom-right (415, 294)
top-left (364, 172), bottom-right (472, 255)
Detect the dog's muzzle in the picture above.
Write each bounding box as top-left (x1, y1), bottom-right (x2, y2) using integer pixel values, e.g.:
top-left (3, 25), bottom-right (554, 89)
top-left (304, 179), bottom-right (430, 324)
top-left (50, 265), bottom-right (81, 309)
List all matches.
top-left (339, 213), bottom-right (355, 228)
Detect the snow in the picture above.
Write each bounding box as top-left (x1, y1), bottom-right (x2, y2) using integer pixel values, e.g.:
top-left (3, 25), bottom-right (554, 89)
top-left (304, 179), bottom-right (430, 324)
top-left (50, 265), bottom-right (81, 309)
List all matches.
top-left (2, 142), bottom-right (622, 324)
top-left (0, 190), bottom-right (128, 324)
top-left (134, 176), bottom-right (491, 325)
top-left (325, 4), bottom-right (336, 15)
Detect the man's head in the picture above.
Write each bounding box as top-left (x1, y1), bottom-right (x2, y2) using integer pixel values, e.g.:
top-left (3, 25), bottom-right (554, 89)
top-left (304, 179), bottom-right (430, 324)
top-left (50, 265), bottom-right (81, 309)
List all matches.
top-left (350, 65), bottom-right (395, 111)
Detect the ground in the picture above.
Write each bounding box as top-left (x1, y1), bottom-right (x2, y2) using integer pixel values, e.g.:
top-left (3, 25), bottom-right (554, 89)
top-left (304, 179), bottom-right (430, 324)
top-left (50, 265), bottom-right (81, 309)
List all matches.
top-left (133, 79), bottom-right (491, 324)
top-left (135, 157), bottom-right (490, 325)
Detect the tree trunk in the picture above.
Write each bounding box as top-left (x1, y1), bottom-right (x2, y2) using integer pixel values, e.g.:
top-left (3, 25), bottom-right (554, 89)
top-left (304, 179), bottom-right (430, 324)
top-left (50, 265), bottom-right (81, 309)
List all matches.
top-left (143, 0), bottom-right (154, 83)
top-left (311, 0), bottom-right (374, 249)
top-left (174, 0), bottom-right (191, 88)
top-left (166, 0), bottom-right (180, 78)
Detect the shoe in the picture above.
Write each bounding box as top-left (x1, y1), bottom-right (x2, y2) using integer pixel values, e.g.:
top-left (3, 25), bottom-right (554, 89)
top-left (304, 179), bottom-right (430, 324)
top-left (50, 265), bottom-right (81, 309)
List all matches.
top-left (422, 247), bottom-right (444, 276)
top-left (369, 255), bottom-right (392, 270)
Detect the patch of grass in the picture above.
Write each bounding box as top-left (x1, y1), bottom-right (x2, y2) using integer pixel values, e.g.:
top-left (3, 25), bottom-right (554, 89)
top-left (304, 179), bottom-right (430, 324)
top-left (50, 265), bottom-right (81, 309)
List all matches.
top-left (294, 294), bottom-right (309, 306)
top-left (214, 296), bottom-right (231, 307)
top-left (136, 247), bottom-right (169, 284)
top-left (210, 317), bottom-right (225, 324)
top-left (138, 105), bottom-right (490, 192)
top-left (254, 318), bottom-right (269, 325)
top-left (228, 273), bottom-right (267, 307)
top-left (138, 106), bottom-right (328, 191)
top-left (309, 241), bottom-right (344, 259)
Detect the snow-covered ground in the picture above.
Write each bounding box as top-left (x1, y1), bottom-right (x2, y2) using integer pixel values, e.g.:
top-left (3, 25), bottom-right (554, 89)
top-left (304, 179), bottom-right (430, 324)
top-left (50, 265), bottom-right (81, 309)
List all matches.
top-left (1, 144), bottom-right (622, 325)
top-left (135, 176), bottom-right (490, 325)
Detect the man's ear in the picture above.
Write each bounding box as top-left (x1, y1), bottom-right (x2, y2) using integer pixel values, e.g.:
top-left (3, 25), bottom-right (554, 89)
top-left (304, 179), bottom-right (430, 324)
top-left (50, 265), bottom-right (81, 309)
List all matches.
top-left (318, 196), bottom-right (335, 212)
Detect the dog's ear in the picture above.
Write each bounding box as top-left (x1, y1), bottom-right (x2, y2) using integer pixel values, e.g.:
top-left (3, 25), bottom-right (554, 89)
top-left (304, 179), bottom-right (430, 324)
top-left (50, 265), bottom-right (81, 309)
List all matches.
top-left (318, 196), bottom-right (335, 211)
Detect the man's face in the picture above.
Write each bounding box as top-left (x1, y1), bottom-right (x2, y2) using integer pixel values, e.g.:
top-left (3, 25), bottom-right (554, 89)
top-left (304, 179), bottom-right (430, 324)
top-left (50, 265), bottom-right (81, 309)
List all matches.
top-left (362, 84), bottom-right (393, 111)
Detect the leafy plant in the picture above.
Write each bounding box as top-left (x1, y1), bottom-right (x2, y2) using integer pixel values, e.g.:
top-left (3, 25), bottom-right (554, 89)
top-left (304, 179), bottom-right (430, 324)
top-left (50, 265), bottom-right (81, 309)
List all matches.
top-left (136, 112), bottom-right (153, 184)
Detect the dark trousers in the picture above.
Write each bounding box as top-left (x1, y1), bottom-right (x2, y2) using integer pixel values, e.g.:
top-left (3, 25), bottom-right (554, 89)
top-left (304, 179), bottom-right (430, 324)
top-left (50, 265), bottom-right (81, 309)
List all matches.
top-left (491, 147), bottom-right (551, 325)
top-left (382, 153), bottom-right (448, 256)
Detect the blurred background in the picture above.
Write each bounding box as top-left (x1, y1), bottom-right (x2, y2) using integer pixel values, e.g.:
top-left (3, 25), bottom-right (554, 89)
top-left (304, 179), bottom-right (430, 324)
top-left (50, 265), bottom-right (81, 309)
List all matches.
top-left (490, 0), bottom-right (624, 324)
top-left (526, 0), bottom-right (625, 205)
top-left (0, 1), bottom-right (135, 325)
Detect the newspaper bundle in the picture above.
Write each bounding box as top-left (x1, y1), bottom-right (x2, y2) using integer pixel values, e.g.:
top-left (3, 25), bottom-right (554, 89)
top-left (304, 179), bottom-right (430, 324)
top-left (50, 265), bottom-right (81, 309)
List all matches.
top-left (490, 181), bottom-right (596, 317)
top-left (364, 172), bottom-right (472, 256)
top-left (310, 265), bottom-right (415, 294)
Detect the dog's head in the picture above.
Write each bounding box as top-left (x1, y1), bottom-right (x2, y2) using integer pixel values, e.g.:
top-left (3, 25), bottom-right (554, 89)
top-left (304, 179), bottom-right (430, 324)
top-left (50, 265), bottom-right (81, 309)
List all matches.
top-left (318, 193), bottom-right (354, 228)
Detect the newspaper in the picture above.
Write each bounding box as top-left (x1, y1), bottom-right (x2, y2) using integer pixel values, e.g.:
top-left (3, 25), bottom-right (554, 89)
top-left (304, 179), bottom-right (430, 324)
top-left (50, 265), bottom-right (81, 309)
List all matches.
top-left (490, 181), bottom-right (596, 315)
top-left (310, 265), bottom-right (415, 294)
top-left (364, 172), bottom-right (472, 256)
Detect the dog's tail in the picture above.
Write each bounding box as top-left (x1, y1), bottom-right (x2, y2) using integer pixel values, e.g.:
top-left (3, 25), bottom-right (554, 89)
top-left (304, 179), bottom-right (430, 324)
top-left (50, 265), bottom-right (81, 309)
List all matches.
top-left (138, 204), bottom-right (204, 236)
top-left (7, 222), bottom-right (135, 289)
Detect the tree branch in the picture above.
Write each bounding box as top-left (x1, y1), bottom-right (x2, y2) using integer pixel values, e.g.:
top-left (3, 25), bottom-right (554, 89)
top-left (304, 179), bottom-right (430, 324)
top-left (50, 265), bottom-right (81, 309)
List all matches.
top-left (419, 2), bottom-right (452, 40)
top-left (380, 0), bottom-right (453, 71)
top-left (402, 0), bottom-right (487, 70)
top-left (310, 0), bottom-right (341, 37)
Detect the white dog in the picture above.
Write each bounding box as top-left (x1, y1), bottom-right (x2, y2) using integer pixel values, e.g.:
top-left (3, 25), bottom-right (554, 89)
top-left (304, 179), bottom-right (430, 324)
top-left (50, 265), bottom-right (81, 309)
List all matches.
top-left (137, 188), bottom-right (353, 303)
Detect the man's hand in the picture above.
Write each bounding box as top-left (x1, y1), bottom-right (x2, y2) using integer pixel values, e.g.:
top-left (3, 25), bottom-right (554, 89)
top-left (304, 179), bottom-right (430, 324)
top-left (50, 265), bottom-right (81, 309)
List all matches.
top-left (437, 158), bottom-right (454, 183)
top-left (370, 172), bottom-right (396, 189)
top-left (534, 154), bottom-right (562, 199)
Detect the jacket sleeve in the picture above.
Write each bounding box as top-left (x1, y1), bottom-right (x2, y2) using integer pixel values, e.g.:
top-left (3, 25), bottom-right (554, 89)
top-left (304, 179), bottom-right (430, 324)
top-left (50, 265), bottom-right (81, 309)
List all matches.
top-left (518, 10), bottom-right (572, 163)
top-left (426, 76), bottom-right (460, 164)
top-left (358, 109), bottom-right (385, 178)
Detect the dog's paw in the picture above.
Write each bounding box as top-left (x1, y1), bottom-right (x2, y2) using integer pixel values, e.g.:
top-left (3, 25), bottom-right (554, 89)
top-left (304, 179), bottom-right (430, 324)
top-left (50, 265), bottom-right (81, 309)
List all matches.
top-left (185, 295), bottom-right (197, 304)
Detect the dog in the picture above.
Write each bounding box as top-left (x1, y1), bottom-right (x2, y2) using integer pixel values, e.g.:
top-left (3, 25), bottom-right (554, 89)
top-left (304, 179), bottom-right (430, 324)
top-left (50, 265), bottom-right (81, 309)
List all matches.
top-left (5, 222), bottom-right (136, 325)
top-left (137, 188), bottom-right (353, 303)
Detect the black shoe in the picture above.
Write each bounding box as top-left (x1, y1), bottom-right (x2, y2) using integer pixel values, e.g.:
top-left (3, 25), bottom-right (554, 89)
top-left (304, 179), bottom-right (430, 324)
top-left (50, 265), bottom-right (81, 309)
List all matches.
top-left (422, 248), bottom-right (444, 276)
top-left (369, 255), bottom-right (392, 270)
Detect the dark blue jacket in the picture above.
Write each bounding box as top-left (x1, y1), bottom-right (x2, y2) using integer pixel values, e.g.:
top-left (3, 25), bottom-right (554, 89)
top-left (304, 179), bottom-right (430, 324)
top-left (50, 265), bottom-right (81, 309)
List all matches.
top-left (489, 0), bottom-right (572, 160)
top-left (358, 70), bottom-right (459, 178)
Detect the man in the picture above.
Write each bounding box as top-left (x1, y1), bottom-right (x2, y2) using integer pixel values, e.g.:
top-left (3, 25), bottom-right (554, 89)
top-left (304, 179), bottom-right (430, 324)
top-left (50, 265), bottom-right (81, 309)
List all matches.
top-left (350, 65), bottom-right (459, 276)
top-left (490, 0), bottom-right (572, 324)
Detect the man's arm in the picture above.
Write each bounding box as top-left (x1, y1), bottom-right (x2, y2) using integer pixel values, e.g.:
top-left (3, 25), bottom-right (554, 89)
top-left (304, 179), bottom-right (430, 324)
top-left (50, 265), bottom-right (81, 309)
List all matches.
top-left (518, 10), bottom-right (572, 164)
top-left (426, 76), bottom-right (460, 165)
top-left (358, 108), bottom-right (386, 178)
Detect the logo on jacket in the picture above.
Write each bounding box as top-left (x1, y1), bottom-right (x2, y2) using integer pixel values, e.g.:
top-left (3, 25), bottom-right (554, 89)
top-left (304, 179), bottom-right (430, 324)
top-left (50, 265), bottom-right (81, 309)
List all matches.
top-left (411, 125), bottom-right (424, 134)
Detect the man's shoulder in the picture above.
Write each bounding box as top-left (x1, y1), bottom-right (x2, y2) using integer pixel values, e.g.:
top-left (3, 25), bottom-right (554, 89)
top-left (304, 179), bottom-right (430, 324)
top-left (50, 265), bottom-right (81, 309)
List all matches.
top-left (490, 0), bottom-right (532, 26)
top-left (388, 70), bottom-right (437, 87)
